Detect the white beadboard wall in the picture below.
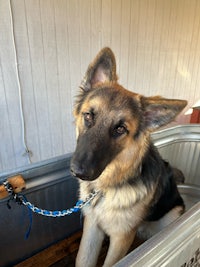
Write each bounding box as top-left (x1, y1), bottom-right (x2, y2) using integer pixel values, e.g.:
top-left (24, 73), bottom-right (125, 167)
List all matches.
top-left (0, 0), bottom-right (200, 172)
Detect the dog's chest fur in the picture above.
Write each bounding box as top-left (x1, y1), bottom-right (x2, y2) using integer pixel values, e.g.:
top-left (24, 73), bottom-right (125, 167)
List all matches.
top-left (79, 181), bottom-right (154, 235)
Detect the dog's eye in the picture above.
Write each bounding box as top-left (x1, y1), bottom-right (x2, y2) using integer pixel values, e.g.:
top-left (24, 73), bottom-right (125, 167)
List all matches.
top-left (116, 126), bottom-right (126, 134)
top-left (84, 112), bottom-right (92, 121)
top-left (112, 125), bottom-right (128, 138)
top-left (83, 112), bottom-right (94, 127)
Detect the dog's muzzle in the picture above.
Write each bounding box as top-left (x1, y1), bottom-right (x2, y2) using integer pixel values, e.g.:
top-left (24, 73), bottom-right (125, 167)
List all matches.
top-left (70, 162), bottom-right (92, 180)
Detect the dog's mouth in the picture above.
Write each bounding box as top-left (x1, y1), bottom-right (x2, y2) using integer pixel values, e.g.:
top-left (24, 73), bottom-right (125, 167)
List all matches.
top-left (70, 168), bottom-right (90, 181)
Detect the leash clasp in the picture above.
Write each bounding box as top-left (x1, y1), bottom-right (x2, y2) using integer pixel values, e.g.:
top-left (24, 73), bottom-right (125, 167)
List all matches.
top-left (0, 175), bottom-right (26, 200)
top-left (1, 176), bottom-right (26, 208)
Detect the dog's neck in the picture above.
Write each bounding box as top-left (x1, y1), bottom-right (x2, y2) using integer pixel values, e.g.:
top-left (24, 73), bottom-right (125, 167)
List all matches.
top-left (79, 160), bottom-right (144, 196)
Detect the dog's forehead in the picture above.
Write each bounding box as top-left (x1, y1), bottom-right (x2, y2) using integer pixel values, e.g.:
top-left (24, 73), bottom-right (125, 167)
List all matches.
top-left (82, 86), bottom-right (140, 114)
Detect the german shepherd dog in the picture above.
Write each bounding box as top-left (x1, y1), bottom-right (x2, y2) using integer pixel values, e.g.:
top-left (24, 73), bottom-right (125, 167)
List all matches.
top-left (70, 47), bottom-right (187, 267)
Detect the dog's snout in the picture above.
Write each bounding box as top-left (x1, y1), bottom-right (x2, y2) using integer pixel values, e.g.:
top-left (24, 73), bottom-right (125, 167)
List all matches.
top-left (70, 163), bottom-right (89, 180)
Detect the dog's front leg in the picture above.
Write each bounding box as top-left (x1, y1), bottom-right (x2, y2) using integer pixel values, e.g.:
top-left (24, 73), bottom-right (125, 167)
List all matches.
top-left (103, 230), bottom-right (136, 267)
top-left (76, 214), bottom-right (105, 267)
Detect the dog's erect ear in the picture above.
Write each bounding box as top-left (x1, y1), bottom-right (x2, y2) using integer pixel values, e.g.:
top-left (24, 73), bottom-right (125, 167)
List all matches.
top-left (142, 96), bottom-right (187, 130)
top-left (80, 47), bottom-right (117, 91)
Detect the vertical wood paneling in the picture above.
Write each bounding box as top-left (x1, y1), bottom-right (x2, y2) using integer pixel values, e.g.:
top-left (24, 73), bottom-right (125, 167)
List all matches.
top-left (23, 0), bottom-right (52, 161)
top-left (0, 59), bottom-right (15, 170)
top-left (0, 0), bottom-right (28, 170)
top-left (1, 0), bottom-right (200, 172)
top-left (54, 0), bottom-right (74, 153)
top-left (40, 1), bottom-right (64, 156)
top-left (66, 0), bottom-right (81, 94)
top-left (110, 0), bottom-right (121, 68)
top-left (79, 0), bottom-right (91, 76)
top-left (90, 0), bottom-right (101, 55)
top-left (127, 0), bottom-right (140, 91)
top-left (11, 0), bottom-right (38, 163)
top-left (101, 0), bottom-right (112, 47)
top-left (119, 0), bottom-right (131, 88)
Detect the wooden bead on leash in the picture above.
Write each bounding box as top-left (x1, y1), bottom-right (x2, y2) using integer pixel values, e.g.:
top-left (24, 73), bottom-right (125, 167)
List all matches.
top-left (0, 175), bottom-right (26, 199)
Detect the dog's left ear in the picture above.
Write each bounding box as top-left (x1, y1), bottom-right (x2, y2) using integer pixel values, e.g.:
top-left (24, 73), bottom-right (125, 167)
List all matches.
top-left (80, 47), bottom-right (118, 91)
top-left (142, 96), bottom-right (187, 130)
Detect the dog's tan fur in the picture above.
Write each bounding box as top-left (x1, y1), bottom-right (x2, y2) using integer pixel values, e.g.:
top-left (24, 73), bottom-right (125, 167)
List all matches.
top-left (71, 47), bottom-right (187, 267)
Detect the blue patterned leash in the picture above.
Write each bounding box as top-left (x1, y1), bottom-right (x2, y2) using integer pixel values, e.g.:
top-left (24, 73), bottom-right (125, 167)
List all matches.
top-left (3, 180), bottom-right (99, 238)
top-left (3, 180), bottom-right (99, 217)
top-left (20, 190), bottom-right (99, 217)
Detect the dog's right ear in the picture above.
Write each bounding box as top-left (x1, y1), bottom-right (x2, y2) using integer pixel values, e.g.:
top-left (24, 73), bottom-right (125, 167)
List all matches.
top-left (142, 96), bottom-right (187, 131)
top-left (80, 47), bottom-right (118, 91)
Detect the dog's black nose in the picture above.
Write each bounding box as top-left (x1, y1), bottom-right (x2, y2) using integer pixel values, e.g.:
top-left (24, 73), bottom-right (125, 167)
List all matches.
top-left (70, 164), bottom-right (89, 180)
